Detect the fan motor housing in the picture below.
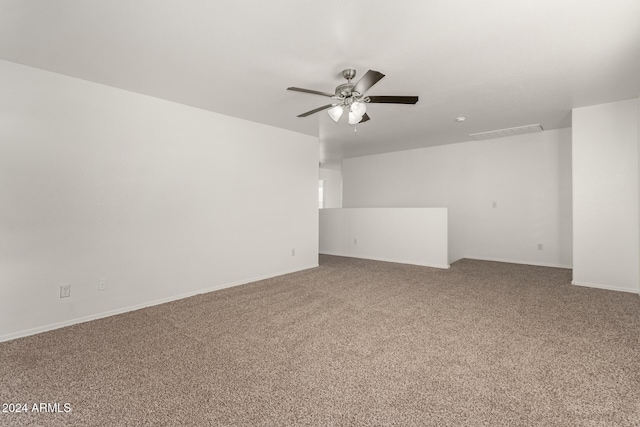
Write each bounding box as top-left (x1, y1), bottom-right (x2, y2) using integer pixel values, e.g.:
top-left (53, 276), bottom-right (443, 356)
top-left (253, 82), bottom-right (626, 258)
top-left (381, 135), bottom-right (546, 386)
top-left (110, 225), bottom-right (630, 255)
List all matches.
top-left (335, 82), bottom-right (356, 98)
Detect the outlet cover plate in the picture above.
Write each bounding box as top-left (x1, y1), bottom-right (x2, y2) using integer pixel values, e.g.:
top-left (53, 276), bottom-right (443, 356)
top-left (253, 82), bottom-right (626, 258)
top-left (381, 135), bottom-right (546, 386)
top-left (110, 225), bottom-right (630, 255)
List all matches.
top-left (60, 284), bottom-right (71, 298)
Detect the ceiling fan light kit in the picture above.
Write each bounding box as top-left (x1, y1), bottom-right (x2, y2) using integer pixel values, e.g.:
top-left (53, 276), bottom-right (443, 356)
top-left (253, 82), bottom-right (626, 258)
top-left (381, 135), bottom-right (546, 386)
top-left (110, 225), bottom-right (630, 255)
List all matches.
top-left (351, 100), bottom-right (366, 117)
top-left (287, 68), bottom-right (418, 124)
top-left (328, 105), bottom-right (344, 122)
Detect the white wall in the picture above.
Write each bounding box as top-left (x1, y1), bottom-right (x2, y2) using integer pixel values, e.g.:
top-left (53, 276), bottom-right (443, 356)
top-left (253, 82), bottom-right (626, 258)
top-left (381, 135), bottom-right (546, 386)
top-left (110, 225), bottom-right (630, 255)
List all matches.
top-left (572, 99), bottom-right (639, 293)
top-left (0, 60), bottom-right (319, 341)
top-left (319, 166), bottom-right (342, 208)
top-left (342, 129), bottom-right (572, 268)
top-left (319, 208), bottom-right (449, 268)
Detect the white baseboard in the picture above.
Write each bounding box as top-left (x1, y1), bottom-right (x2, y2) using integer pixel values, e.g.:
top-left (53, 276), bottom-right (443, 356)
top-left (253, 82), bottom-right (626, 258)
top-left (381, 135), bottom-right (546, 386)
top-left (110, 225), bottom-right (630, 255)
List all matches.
top-left (320, 251), bottom-right (450, 269)
top-left (0, 264), bottom-right (319, 344)
top-left (462, 256), bottom-right (572, 269)
top-left (571, 280), bottom-right (639, 294)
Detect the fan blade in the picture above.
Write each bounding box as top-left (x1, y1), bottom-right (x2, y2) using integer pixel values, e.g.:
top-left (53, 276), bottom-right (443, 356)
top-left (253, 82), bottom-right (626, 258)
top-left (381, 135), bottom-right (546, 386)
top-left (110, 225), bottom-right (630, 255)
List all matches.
top-left (360, 113), bottom-right (370, 123)
top-left (297, 104), bottom-right (334, 117)
top-left (367, 96), bottom-right (419, 104)
top-left (353, 70), bottom-right (385, 95)
top-left (287, 87), bottom-right (335, 97)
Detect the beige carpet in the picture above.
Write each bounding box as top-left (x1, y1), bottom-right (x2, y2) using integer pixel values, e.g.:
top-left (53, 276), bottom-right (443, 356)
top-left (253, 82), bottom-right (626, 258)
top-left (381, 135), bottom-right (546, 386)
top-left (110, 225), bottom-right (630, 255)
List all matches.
top-left (1, 255), bottom-right (639, 426)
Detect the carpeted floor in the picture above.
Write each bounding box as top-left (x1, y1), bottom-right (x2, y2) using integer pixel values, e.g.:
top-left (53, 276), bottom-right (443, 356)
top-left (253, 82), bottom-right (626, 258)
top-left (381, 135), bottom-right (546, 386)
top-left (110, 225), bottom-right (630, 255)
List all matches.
top-left (1, 255), bottom-right (639, 426)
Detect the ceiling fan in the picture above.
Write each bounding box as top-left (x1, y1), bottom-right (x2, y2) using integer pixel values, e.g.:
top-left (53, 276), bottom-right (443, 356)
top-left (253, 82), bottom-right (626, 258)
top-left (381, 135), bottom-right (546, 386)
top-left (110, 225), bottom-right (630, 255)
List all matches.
top-left (287, 69), bottom-right (418, 124)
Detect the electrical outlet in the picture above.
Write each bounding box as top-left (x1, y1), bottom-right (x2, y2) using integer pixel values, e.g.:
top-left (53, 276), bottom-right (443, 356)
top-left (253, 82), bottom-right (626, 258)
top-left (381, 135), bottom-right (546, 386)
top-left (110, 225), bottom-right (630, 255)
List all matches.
top-left (291, 249), bottom-right (296, 256)
top-left (354, 238), bottom-right (358, 245)
top-left (537, 243), bottom-right (543, 251)
top-left (60, 284), bottom-right (71, 298)
top-left (98, 277), bottom-right (107, 291)
top-left (492, 201), bottom-right (497, 208)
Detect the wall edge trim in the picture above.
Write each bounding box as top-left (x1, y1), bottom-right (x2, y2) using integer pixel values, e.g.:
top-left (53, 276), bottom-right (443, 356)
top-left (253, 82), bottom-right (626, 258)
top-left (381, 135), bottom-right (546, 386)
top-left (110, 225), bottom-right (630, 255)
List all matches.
top-left (320, 251), bottom-right (450, 269)
top-left (462, 256), bottom-right (572, 269)
top-left (571, 280), bottom-right (639, 294)
top-left (0, 264), bottom-right (319, 343)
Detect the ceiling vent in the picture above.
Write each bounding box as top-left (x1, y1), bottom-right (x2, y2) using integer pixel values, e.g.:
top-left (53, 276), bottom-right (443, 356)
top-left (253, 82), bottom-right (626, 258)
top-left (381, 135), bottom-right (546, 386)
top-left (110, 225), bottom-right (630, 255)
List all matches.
top-left (469, 124), bottom-right (543, 140)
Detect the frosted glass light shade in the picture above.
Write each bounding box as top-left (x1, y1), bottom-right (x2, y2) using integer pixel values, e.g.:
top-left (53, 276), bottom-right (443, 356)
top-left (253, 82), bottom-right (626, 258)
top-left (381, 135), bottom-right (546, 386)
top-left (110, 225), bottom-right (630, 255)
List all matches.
top-left (328, 105), bottom-right (344, 122)
top-left (351, 101), bottom-right (366, 118)
top-left (348, 111), bottom-right (362, 124)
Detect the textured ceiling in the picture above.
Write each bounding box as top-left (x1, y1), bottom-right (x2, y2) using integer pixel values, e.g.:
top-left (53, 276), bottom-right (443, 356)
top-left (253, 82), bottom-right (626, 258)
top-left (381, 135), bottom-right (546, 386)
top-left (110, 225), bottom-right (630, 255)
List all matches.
top-left (1, 0), bottom-right (639, 165)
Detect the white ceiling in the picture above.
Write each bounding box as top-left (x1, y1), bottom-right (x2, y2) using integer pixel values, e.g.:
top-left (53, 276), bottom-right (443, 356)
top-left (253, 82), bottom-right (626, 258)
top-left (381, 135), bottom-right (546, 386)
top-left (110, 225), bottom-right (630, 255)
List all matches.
top-left (1, 1), bottom-right (639, 165)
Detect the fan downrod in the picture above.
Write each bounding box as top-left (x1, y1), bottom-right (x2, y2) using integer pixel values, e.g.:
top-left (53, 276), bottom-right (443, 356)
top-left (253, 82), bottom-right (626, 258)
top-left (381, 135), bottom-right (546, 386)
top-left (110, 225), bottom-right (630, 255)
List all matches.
top-left (335, 69), bottom-right (359, 98)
